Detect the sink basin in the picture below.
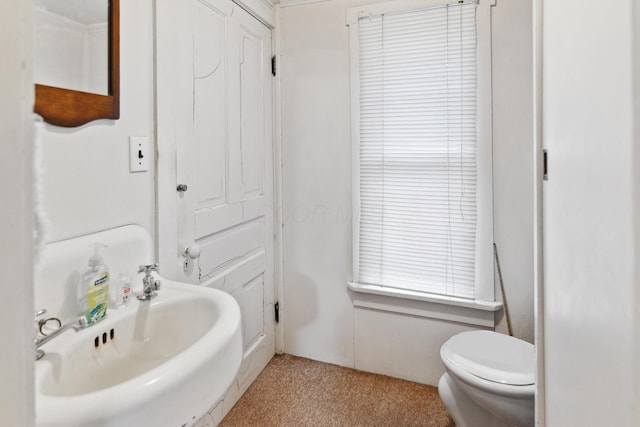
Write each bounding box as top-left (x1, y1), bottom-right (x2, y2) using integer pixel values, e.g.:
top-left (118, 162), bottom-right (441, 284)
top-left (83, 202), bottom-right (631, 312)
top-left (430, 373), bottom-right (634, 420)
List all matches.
top-left (36, 280), bottom-right (242, 427)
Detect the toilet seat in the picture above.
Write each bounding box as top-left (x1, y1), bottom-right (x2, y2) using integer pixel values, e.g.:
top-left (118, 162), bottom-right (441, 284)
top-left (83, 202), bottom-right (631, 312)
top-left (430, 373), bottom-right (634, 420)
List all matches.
top-left (441, 331), bottom-right (535, 386)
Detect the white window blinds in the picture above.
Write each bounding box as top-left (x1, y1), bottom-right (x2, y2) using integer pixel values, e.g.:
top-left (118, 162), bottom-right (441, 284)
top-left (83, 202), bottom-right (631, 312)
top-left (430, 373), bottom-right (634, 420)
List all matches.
top-left (357, 1), bottom-right (479, 299)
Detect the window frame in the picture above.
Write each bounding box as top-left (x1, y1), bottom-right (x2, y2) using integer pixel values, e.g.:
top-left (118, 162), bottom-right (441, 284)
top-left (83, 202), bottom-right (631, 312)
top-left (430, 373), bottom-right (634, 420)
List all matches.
top-left (348, 0), bottom-right (496, 304)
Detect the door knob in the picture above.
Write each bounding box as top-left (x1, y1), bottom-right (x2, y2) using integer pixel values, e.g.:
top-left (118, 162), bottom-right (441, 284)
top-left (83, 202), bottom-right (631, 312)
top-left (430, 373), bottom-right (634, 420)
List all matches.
top-left (177, 184), bottom-right (188, 192)
top-left (182, 244), bottom-right (201, 259)
top-left (181, 244), bottom-right (201, 274)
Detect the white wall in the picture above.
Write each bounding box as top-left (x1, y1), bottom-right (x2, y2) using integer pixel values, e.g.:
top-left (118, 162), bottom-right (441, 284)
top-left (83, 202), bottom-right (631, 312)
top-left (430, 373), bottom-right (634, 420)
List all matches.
top-left (0, 0), bottom-right (34, 424)
top-left (34, 0), bottom-right (155, 322)
top-left (38, 0), bottom-right (155, 244)
top-left (542, 0), bottom-right (638, 425)
top-left (1, 0), bottom-right (152, 423)
top-left (280, 0), bottom-right (355, 367)
top-left (492, 0), bottom-right (534, 342)
top-left (280, 0), bottom-right (534, 384)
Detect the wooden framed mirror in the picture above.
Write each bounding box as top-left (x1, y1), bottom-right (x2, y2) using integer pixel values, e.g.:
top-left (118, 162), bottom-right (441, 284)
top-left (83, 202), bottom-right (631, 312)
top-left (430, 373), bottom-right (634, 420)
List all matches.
top-left (34, 0), bottom-right (119, 127)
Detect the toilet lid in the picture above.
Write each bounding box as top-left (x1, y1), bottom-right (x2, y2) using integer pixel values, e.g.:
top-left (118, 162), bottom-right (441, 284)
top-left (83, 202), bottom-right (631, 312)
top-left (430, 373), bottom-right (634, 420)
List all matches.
top-left (441, 331), bottom-right (535, 386)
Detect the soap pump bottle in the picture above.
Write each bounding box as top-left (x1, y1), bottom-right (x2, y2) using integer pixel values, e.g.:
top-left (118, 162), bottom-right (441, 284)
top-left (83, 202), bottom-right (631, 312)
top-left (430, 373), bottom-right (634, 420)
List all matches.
top-left (78, 243), bottom-right (110, 326)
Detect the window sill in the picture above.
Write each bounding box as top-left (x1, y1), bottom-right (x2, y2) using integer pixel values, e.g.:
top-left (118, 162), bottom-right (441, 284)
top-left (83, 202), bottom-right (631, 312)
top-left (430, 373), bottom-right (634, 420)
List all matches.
top-left (347, 282), bottom-right (503, 328)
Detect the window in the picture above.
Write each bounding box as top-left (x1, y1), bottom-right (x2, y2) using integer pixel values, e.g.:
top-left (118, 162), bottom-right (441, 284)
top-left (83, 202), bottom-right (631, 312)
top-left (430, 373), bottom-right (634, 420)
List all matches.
top-left (348, 0), bottom-right (494, 302)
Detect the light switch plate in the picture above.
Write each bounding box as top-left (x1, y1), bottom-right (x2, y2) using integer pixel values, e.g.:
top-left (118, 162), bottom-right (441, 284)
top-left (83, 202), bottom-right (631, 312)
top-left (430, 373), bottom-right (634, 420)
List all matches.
top-left (129, 136), bottom-right (149, 173)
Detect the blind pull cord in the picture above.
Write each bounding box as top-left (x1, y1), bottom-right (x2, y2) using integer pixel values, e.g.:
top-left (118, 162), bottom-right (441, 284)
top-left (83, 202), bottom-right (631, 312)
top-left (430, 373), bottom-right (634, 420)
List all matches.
top-left (493, 242), bottom-right (512, 336)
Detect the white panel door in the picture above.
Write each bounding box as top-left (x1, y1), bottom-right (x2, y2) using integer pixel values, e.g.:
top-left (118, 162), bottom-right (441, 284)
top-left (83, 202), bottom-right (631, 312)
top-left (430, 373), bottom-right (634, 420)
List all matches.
top-left (156, 0), bottom-right (275, 412)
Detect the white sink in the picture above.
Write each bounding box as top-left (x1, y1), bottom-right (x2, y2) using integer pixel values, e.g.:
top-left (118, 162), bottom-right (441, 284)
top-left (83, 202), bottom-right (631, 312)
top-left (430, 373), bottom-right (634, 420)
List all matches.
top-left (35, 280), bottom-right (242, 427)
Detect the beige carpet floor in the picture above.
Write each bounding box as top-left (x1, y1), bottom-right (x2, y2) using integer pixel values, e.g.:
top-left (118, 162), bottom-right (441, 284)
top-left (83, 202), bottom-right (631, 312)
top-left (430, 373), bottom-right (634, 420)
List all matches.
top-left (220, 354), bottom-right (454, 427)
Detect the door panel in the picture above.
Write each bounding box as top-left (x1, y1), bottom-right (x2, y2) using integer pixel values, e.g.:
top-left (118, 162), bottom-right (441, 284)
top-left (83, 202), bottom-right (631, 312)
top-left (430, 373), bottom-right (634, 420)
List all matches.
top-left (193, 1), bottom-right (226, 210)
top-left (236, 274), bottom-right (265, 350)
top-left (184, 0), bottom-right (274, 371)
top-left (156, 0), bottom-right (275, 419)
top-left (239, 33), bottom-right (265, 197)
top-left (197, 218), bottom-right (265, 279)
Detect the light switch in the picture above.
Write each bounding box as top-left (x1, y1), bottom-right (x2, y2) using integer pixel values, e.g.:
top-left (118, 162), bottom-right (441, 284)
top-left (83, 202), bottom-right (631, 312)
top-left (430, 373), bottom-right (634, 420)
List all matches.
top-left (129, 136), bottom-right (149, 173)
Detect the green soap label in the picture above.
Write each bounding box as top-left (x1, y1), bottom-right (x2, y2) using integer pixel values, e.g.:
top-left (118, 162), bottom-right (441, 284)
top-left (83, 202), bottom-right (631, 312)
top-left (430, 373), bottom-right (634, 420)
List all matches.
top-left (87, 272), bottom-right (109, 324)
top-left (88, 302), bottom-right (108, 324)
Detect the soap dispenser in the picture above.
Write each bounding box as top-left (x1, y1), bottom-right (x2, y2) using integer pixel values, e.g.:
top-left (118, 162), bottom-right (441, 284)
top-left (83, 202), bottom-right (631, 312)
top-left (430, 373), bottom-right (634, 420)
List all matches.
top-left (78, 243), bottom-right (110, 326)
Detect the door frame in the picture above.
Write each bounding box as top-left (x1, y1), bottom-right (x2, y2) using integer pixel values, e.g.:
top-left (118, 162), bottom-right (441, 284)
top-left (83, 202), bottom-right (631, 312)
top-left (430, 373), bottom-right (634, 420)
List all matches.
top-left (1, 0), bottom-right (35, 424)
top-left (532, 0), bottom-right (545, 425)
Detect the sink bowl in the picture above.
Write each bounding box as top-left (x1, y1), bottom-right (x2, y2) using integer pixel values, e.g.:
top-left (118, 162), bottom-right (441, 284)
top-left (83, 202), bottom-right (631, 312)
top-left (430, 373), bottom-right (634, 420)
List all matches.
top-left (36, 280), bottom-right (242, 427)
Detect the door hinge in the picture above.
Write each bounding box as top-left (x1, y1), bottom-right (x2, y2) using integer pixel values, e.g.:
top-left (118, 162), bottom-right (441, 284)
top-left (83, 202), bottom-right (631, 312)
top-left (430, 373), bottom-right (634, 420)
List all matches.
top-left (271, 55), bottom-right (277, 77)
top-left (543, 149), bottom-right (548, 181)
top-left (274, 301), bottom-right (279, 323)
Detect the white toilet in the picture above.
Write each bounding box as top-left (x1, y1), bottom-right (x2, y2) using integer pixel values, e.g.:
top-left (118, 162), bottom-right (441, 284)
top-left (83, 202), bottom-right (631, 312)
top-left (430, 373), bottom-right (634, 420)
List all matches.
top-left (438, 331), bottom-right (535, 427)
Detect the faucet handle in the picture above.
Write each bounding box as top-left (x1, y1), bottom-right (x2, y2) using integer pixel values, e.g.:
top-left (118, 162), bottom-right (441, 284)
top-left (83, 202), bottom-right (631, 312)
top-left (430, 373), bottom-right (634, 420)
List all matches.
top-left (35, 309), bottom-right (62, 336)
top-left (75, 316), bottom-right (88, 330)
top-left (138, 263), bottom-right (159, 274)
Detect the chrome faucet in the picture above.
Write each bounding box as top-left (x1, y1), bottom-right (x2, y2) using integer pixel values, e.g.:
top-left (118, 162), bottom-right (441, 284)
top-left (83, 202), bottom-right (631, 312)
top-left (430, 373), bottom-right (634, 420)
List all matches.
top-left (35, 309), bottom-right (87, 360)
top-left (138, 263), bottom-right (161, 301)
